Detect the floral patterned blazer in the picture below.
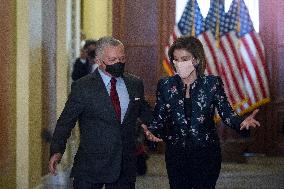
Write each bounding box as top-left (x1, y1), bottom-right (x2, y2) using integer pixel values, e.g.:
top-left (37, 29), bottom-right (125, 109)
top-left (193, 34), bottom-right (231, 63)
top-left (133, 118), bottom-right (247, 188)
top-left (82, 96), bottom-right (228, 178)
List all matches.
top-left (149, 74), bottom-right (244, 148)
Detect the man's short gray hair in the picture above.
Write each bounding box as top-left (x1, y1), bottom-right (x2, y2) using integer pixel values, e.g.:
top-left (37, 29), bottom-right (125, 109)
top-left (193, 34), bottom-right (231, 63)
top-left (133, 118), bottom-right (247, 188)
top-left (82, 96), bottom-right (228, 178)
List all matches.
top-left (95, 36), bottom-right (124, 58)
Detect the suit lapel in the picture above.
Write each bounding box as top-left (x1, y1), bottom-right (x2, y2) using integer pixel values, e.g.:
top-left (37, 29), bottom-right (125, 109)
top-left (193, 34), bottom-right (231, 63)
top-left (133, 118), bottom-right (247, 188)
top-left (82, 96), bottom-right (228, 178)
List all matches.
top-left (91, 70), bottom-right (118, 122)
top-left (122, 74), bottom-right (135, 124)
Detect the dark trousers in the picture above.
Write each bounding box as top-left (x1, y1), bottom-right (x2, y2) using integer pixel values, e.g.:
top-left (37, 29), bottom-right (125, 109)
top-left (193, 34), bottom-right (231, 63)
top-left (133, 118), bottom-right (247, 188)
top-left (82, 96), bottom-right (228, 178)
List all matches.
top-left (165, 143), bottom-right (221, 189)
top-left (73, 173), bottom-right (135, 189)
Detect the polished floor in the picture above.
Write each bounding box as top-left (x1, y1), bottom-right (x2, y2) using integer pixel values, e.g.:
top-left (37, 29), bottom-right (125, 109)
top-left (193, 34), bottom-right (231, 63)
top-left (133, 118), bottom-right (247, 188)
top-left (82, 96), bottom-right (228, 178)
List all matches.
top-left (39, 153), bottom-right (284, 189)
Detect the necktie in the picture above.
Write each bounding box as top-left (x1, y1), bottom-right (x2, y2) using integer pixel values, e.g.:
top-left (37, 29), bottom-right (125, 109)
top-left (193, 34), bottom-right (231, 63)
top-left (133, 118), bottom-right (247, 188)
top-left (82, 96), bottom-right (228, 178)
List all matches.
top-left (110, 77), bottom-right (121, 122)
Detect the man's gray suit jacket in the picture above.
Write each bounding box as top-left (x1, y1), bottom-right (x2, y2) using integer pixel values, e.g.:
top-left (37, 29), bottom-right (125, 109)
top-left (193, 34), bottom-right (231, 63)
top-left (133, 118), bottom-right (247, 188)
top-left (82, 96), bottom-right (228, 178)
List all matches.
top-left (50, 69), bottom-right (152, 183)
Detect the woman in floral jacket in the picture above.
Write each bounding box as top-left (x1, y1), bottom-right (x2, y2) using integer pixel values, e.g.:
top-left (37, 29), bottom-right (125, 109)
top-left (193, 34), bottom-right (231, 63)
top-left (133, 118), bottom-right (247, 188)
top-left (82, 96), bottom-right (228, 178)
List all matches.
top-left (147, 36), bottom-right (260, 189)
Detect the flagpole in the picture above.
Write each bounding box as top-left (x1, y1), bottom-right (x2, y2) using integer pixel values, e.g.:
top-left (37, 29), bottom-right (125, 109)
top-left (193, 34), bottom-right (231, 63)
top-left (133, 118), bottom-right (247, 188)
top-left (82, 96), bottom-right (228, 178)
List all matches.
top-left (191, 0), bottom-right (195, 36)
top-left (215, 0), bottom-right (220, 48)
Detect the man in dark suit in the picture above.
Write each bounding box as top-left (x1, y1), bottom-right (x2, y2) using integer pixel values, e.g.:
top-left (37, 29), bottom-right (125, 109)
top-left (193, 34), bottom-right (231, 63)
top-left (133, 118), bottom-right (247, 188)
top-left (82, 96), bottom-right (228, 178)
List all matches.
top-left (49, 36), bottom-right (153, 189)
top-left (71, 39), bottom-right (97, 81)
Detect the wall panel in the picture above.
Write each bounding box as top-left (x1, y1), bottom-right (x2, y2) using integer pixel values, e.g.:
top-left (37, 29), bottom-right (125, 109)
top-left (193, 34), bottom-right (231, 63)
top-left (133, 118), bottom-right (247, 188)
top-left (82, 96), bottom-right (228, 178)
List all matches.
top-left (252, 0), bottom-right (284, 154)
top-left (0, 0), bottom-right (17, 188)
top-left (112, 0), bottom-right (175, 101)
top-left (0, 3), bottom-right (16, 188)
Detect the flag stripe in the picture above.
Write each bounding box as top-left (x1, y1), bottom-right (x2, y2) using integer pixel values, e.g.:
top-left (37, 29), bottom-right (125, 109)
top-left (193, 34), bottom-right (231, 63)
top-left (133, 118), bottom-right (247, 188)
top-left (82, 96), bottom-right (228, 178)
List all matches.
top-left (203, 32), bottom-right (222, 74)
top-left (219, 34), bottom-right (246, 101)
top-left (202, 32), bottom-right (237, 104)
top-left (240, 54), bottom-right (260, 102)
top-left (218, 45), bottom-right (242, 104)
top-left (240, 34), bottom-right (267, 100)
top-left (226, 32), bottom-right (243, 76)
top-left (250, 32), bottom-right (270, 97)
top-left (199, 34), bottom-right (218, 75)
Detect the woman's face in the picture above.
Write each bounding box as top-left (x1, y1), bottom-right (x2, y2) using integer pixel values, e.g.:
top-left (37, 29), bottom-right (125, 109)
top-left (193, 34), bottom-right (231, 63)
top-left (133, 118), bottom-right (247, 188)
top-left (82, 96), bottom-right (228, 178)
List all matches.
top-left (173, 49), bottom-right (197, 79)
top-left (173, 49), bottom-right (194, 63)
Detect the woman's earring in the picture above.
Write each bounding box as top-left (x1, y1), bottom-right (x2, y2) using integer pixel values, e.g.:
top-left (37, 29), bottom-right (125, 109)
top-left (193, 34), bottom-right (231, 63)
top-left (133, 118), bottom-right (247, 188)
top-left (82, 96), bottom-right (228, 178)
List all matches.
top-left (196, 59), bottom-right (200, 65)
top-left (194, 59), bottom-right (200, 68)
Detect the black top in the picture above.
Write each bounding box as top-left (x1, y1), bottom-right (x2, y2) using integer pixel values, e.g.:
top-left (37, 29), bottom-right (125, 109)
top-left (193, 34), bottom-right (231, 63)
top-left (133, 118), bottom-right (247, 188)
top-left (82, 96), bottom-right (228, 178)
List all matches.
top-left (184, 97), bottom-right (192, 120)
top-left (149, 74), bottom-right (245, 148)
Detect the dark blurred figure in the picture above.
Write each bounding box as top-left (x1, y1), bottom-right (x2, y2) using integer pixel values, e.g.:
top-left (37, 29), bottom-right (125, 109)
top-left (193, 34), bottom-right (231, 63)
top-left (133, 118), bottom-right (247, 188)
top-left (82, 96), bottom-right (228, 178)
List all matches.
top-left (71, 39), bottom-right (97, 81)
top-left (49, 36), bottom-right (154, 189)
top-left (148, 36), bottom-right (261, 189)
top-left (135, 121), bottom-right (148, 176)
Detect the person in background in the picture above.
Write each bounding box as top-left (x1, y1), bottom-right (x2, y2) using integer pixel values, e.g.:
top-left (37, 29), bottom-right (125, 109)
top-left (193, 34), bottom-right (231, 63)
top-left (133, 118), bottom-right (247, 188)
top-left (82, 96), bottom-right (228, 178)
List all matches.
top-left (80, 31), bottom-right (87, 48)
top-left (146, 36), bottom-right (260, 189)
top-left (49, 36), bottom-right (154, 189)
top-left (71, 39), bottom-right (96, 81)
top-left (88, 48), bottom-right (99, 73)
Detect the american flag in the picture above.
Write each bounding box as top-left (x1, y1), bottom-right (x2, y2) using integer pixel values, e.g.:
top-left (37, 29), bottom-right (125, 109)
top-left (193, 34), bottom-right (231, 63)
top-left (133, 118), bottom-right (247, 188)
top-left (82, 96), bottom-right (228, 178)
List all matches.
top-left (162, 0), bottom-right (270, 114)
top-left (162, 0), bottom-right (204, 76)
top-left (226, 0), bottom-right (270, 113)
top-left (205, 0), bottom-right (248, 110)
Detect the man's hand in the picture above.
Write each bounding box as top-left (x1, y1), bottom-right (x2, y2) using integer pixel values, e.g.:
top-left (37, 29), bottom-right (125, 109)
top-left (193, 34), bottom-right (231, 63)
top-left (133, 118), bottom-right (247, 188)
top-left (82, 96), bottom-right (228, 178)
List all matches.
top-left (141, 124), bottom-right (163, 142)
top-left (240, 109), bottom-right (261, 130)
top-left (48, 153), bottom-right (62, 175)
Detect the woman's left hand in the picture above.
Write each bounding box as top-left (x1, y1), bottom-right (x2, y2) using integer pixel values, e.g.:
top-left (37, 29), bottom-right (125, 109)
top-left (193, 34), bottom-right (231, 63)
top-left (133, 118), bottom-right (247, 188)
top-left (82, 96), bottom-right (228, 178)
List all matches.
top-left (240, 109), bottom-right (261, 130)
top-left (141, 124), bottom-right (163, 142)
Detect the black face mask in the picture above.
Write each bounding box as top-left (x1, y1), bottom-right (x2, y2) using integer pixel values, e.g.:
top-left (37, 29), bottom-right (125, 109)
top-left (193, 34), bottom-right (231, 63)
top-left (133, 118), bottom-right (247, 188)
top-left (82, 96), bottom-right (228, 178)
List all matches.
top-left (105, 62), bottom-right (125, 77)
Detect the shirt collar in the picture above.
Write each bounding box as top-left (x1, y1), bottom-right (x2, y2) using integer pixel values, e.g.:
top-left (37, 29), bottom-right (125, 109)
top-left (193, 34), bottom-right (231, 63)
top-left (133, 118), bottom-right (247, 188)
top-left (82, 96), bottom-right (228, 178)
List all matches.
top-left (98, 68), bottom-right (123, 86)
top-left (80, 58), bottom-right (87, 64)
